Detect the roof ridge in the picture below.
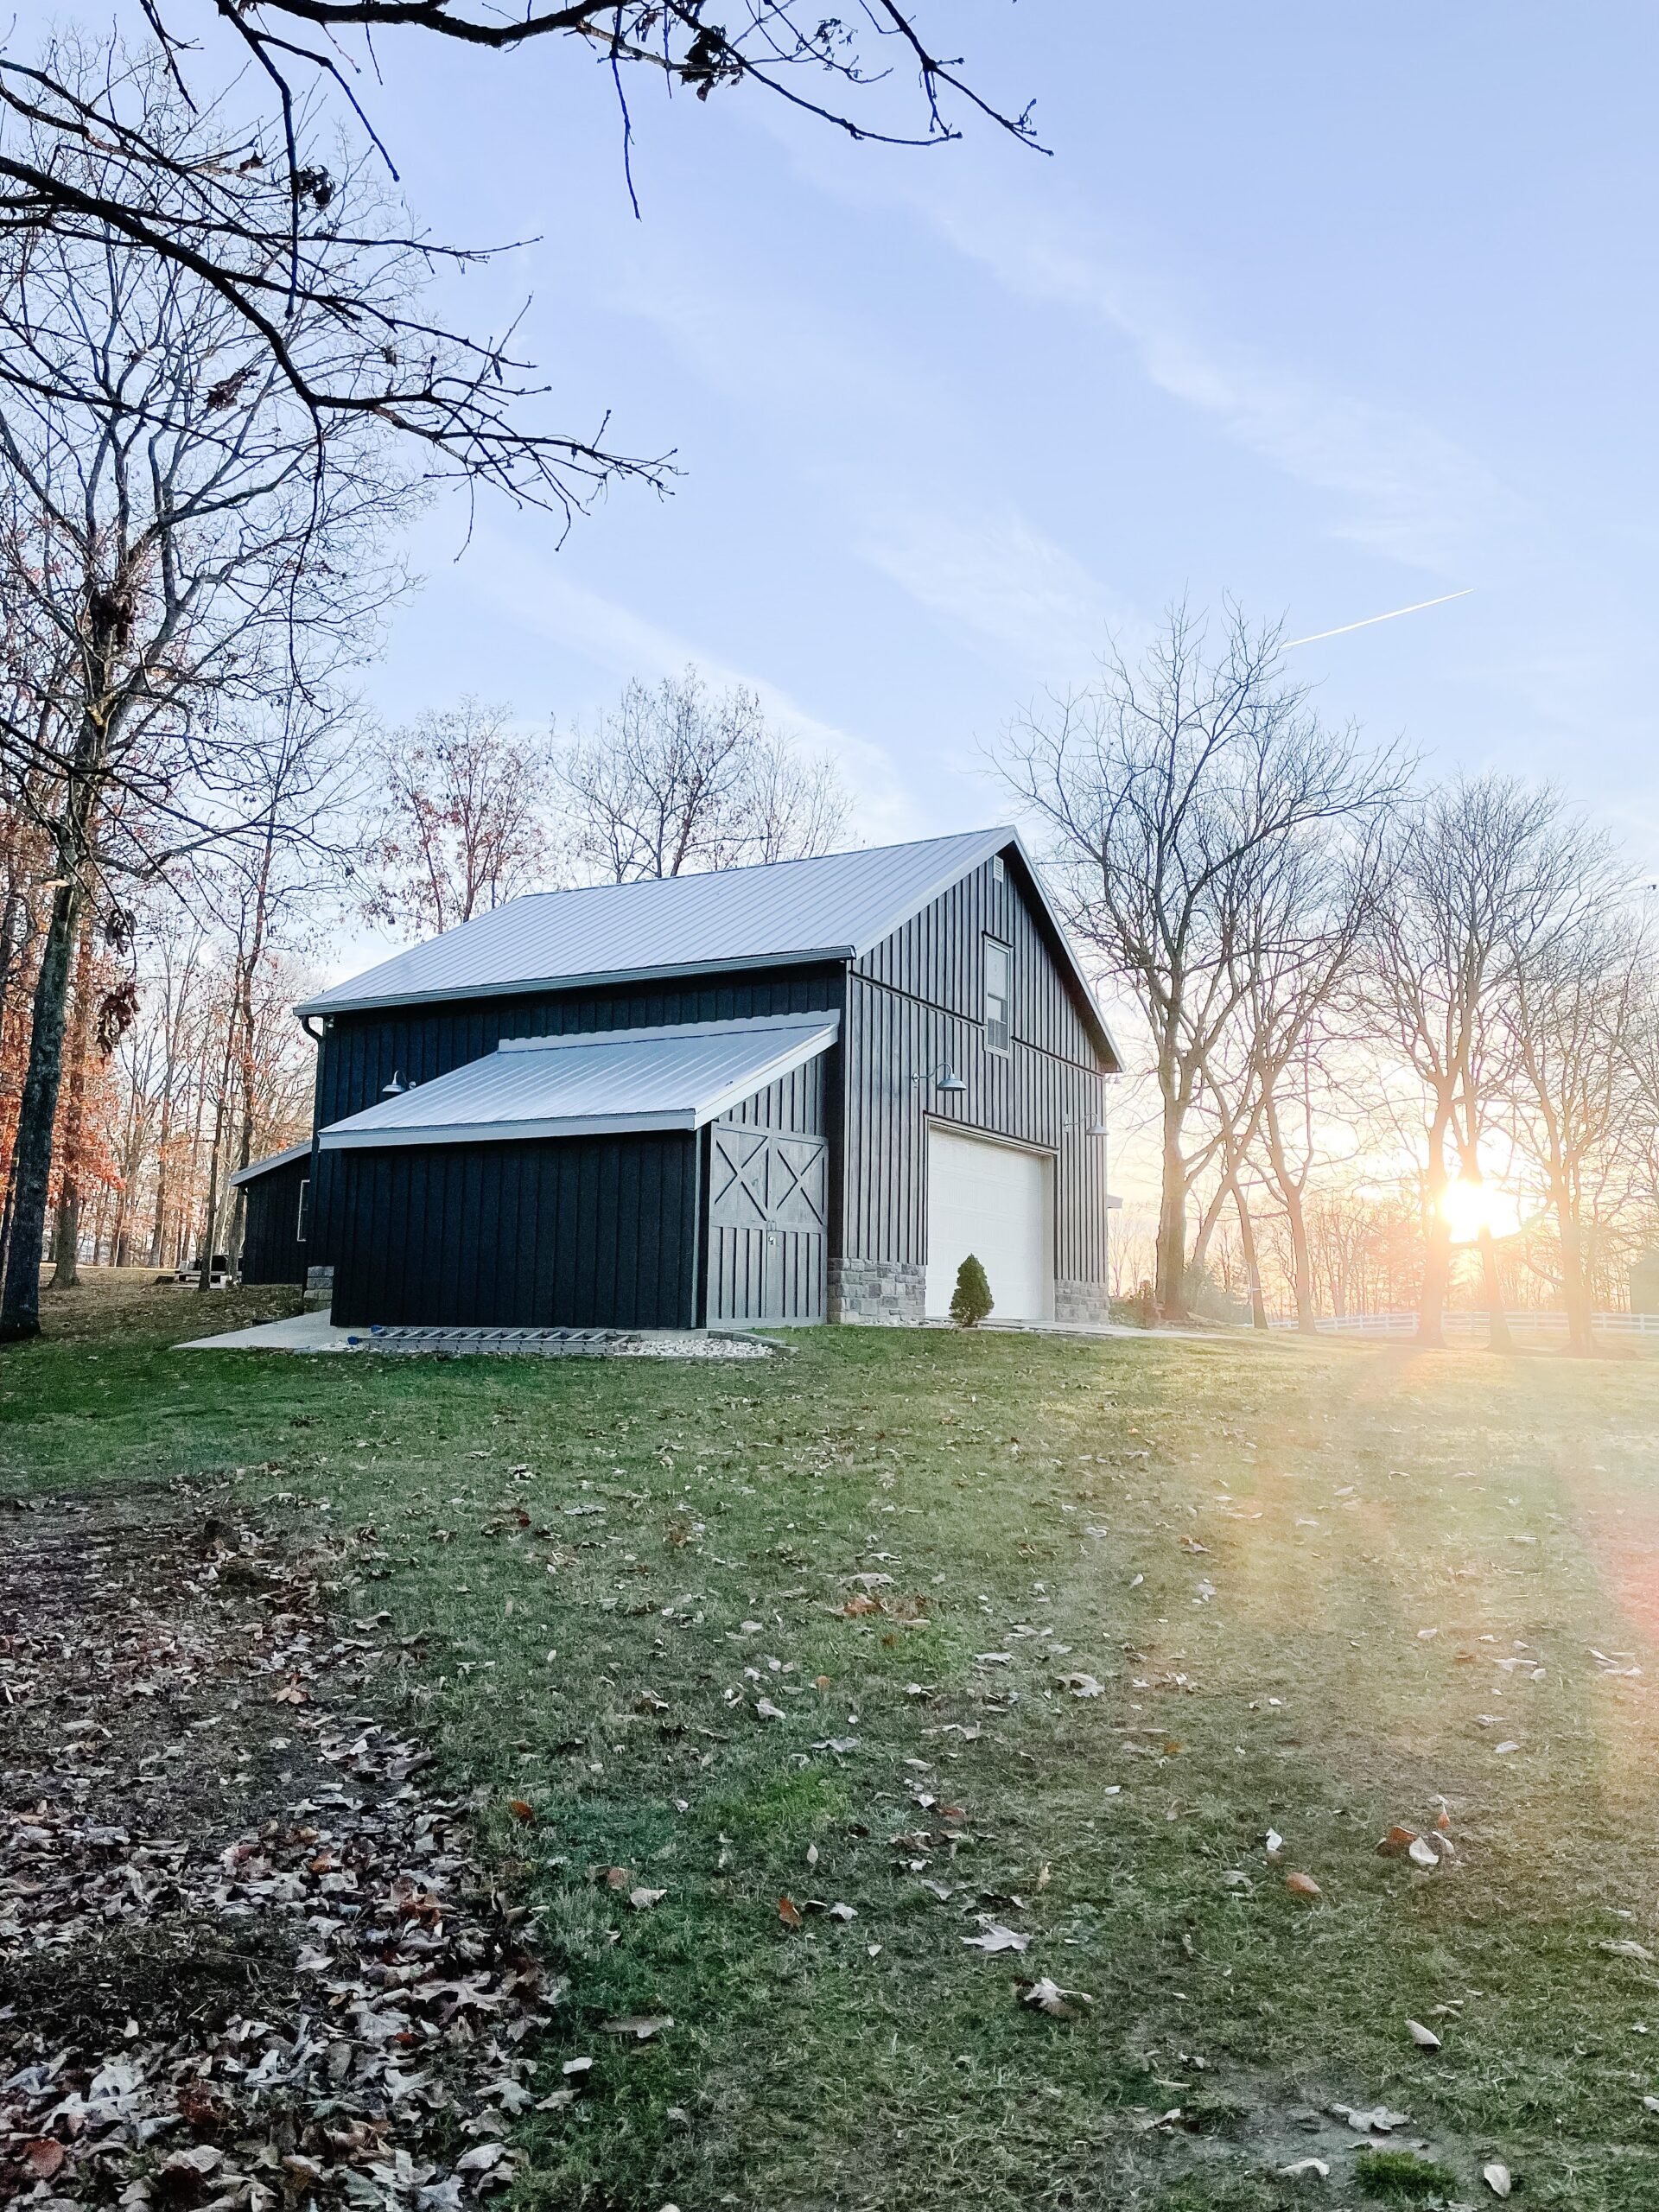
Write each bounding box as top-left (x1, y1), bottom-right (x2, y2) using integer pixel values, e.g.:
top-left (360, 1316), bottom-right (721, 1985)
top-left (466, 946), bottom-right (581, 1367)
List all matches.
top-left (494, 823), bottom-right (1014, 909)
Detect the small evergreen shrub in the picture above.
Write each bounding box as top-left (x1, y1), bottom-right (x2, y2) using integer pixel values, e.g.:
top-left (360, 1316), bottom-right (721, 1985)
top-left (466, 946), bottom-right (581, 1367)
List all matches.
top-left (949, 1254), bottom-right (993, 1327)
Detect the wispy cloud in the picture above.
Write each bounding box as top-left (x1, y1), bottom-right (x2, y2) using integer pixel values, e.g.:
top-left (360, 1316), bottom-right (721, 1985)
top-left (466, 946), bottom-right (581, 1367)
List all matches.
top-left (460, 528), bottom-right (921, 842)
top-left (912, 190), bottom-right (1521, 577)
top-left (856, 506), bottom-right (1125, 678)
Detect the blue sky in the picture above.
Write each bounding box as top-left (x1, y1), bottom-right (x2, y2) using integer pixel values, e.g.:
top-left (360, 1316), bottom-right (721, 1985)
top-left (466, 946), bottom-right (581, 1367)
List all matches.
top-left (334, 2), bottom-right (1659, 860)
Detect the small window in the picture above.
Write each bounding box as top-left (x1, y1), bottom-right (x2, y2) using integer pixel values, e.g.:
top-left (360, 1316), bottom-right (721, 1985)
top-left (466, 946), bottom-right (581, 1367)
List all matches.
top-left (984, 938), bottom-right (1012, 1053)
top-left (296, 1178), bottom-right (309, 1243)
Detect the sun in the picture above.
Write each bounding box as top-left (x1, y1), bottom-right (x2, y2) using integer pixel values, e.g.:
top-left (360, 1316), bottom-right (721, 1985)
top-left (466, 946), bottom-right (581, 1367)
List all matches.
top-left (1440, 1176), bottom-right (1518, 1245)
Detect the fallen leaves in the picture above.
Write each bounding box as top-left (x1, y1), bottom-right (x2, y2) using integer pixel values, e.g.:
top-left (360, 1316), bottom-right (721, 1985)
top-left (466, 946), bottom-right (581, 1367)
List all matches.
top-left (0, 1501), bottom-right (545, 2211)
top-left (1057, 1671), bottom-right (1105, 1698)
top-left (1018, 1975), bottom-right (1093, 2018)
top-left (1285, 1871), bottom-right (1322, 1901)
top-left (1483, 2159), bottom-right (1513, 2197)
top-left (963, 1922), bottom-right (1030, 1954)
top-left (1334, 2102), bottom-right (1411, 2134)
top-left (1600, 1938), bottom-right (1656, 1964)
top-left (600, 2014), bottom-right (672, 2041)
top-left (1406, 2018), bottom-right (1442, 2050)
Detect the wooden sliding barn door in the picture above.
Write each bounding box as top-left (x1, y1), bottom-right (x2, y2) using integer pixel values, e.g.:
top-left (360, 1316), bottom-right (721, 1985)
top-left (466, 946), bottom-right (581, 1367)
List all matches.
top-left (706, 1122), bottom-right (828, 1325)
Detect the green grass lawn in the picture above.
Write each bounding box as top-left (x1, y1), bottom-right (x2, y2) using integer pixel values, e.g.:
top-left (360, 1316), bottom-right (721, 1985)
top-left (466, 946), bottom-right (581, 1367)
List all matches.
top-left (10, 1274), bottom-right (1659, 2209)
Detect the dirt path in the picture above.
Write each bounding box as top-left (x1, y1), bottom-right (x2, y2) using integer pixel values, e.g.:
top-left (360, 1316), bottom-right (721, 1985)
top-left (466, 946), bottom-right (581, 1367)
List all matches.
top-left (1, 1490), bottom-right (550, 2210)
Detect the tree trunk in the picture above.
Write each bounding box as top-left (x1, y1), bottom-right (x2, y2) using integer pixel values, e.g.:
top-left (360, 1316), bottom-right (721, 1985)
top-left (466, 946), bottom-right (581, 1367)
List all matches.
top-left (1230, 1178), bottom-right (1268, 1330)
top-left (48, 914), bottom-right (96, 1291)
top-left (1477, 1225), bottom-right (1511, 1353)
top-left (0, 877), bottom-right (85, 1339)
top-left (1155, 1083), bottom-right (1189, 1320)
top-left (1263, 1092), bottom-right (1317, 1333)
top-left (1555, 1180), bottom-right (1593, 1355)
top-left (1416, 1099), bottom-right (1453, 1350)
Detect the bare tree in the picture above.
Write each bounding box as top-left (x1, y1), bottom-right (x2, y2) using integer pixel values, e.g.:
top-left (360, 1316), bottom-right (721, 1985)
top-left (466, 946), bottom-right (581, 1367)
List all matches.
top-left (1361, 777), bottom-right (1606, 1350)
top-left (0, 48), bottom-right (411, 1339)
top-left (0, 14), bottom-right (1033, 514)
top-left (553, 669), bottom-right (848, 883)
top-left (1001, 603), bottom-right (1402, 1319)
top-left (363, 701), bottom-right (556, 939)
top-left (1498, 893), bottom-right (1645, 1353)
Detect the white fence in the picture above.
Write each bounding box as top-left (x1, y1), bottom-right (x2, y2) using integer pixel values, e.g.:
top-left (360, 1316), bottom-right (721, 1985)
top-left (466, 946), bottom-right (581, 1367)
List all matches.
top-left (1268, 1309), bottom-right (1659, 1339)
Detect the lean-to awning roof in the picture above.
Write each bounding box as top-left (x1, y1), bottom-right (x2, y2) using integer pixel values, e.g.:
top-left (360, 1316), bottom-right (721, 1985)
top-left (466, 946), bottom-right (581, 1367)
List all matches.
top-left (228, 1141), bottom-right (312, 1187)
top-left (316, 1014), bottom-right (839, 1151)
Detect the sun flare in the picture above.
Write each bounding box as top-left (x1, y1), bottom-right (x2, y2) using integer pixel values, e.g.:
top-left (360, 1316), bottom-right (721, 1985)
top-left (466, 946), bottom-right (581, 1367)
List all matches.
top-left (1440, 1175), bottom-right (1518, 1244)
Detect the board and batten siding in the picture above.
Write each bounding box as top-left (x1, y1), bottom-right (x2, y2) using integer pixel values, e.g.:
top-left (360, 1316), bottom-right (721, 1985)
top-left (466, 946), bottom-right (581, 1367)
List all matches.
top-left (308, 963), bottom-right (841, 1268)
top-left (840, 855), bottom-right (1111, 1292)
top-left (328, 1131), bottom-right (700, 1329)
top-left (704, 1057), bottom-right (828, 1325)
top-left (238, 1156), bottom-right (309, 1285)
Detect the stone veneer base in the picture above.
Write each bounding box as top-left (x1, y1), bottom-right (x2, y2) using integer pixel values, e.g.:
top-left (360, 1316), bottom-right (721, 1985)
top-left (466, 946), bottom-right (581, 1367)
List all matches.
top-left (828, 1257), bottom-right (927, 1325)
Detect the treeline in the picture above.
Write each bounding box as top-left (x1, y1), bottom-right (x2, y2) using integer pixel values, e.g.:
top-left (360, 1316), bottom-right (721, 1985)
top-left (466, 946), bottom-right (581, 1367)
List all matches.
top-left (0, 672), bottom-right (848, 1293)
top-left (1004, 605), bottom-right (1659, 1350)
top-left (0, 43), bottom-right (848, 1335)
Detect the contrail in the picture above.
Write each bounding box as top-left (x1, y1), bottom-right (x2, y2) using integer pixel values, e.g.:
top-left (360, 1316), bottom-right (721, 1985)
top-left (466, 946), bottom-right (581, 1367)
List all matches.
top-left (1283, 588), bottom-right (1472, 650)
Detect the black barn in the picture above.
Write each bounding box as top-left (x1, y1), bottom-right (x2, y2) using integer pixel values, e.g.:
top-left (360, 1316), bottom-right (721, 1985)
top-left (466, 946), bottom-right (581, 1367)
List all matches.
top-left (230, 1141), bottom-right (312, 1285)
top-left (238, 828), bottom-right (1121, 1329)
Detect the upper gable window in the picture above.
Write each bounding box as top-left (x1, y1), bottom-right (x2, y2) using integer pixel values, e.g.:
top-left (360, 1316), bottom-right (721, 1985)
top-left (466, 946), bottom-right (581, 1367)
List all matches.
top-left (983, 938), bottom-right (1012, 1054)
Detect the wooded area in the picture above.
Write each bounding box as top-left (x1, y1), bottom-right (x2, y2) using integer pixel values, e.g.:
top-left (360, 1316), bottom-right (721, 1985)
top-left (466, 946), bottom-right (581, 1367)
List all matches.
top-left (1004, 605), bottom-right (1659, 1347)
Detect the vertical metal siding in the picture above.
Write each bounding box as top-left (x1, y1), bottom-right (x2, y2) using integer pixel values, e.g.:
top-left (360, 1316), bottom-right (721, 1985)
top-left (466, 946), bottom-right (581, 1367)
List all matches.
top-left (310, 965), bottom-right (840, 1267)
top-left (329, 1131), bottom-right (700, 1329)
top-left (844, 857), bottom-right (1110, 1289)
top-left (238, 1160), bottom-right (309, 1285)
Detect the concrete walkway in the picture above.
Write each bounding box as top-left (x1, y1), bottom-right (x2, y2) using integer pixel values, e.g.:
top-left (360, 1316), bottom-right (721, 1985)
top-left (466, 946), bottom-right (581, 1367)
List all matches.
top-left (176, 1311), bottom-right (362, 1353)
top-left (176, 1312), bottom-right (775, 1358)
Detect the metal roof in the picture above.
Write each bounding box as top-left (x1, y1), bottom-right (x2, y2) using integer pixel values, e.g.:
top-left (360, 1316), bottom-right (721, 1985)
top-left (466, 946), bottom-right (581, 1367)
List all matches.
top-left (294, 828), bottom-right (1120, 1068)
top-left (317, 1014), bottom-right (840, 1151)
top-left (228, 1140), bottom-right (312, 1187)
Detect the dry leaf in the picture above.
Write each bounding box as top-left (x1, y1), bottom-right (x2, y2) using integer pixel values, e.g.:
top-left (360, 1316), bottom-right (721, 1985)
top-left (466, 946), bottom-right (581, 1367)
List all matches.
top-left (629, 1886), bottom-right (667, 1910)
top-left (963, 1923), bottom-right (1029, 1954)
top-left (1265, 1828), bottom-right (1285, 1858)
top-left (1285, 1871), bottom-right (1322, 1900)
top-left (1483, 2160), bottom-right (1512, 2198)
top-left (1335, 2103), bottom-right (1410, 2133)
top-left (1601, 1939), bottom-right (1656, 1963)
top-left (505, 1797), bottom-right (536, 1823)
top-left (1376, 1825), bottom-right (1419, 1857)
top-left (22, 2142), bottom-right (66, 2181)
top-left (1407, 1836), bottom-right (1441, 1870)
top-left (1058, 1671), bottom-right (1104, 1698)
top-left (1279, 2158), bottom-right (1330, 2179)
top-left (1493, 1740), bottom-right (1521, 1756)
top-left (1020, 1975), bottom-right (1094, 2018)
top-left (754, 1698), bottom-right (785, 1721)
top-left (1407, 2018), bottom-right (1441, 2050)
top-left (600, 2014), bottom-right (671, 2039)
top-left (779, 1896), bottom-right (804, 1929)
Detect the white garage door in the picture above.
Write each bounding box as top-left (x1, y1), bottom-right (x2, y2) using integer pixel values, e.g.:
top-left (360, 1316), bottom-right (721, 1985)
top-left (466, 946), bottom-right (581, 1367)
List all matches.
top-left (925, 1128), bottom-right (1052, 1323)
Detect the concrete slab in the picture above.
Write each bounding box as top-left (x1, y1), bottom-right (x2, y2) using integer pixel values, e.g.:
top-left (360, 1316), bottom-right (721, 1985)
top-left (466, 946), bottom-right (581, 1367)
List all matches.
top-left (175, 1311), bottom-right (361, 1353)
top-left (175, 1313), bottom-right (778, 1358)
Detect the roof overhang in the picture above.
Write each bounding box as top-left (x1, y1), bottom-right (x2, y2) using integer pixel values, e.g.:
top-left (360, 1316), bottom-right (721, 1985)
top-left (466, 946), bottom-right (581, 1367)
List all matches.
top-left (228, 1140), bottom-right (313, 1187)
top-left (316, 1013), bottom-right (839, 1153)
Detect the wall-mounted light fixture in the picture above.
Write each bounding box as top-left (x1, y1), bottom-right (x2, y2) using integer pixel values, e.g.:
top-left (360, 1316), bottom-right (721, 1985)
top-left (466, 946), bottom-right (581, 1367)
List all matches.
top-left (381, 1071), bottom-right (406, 1097)
top-left (912, 1058), bottom-right (967, 1095)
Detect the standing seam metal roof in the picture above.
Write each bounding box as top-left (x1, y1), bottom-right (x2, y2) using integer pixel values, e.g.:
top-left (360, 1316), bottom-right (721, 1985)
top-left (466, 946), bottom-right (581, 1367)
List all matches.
top-left (295, 825), bottom-right (1120, 1070)
top-left (316, 1014), bottom-right (839, 1149)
